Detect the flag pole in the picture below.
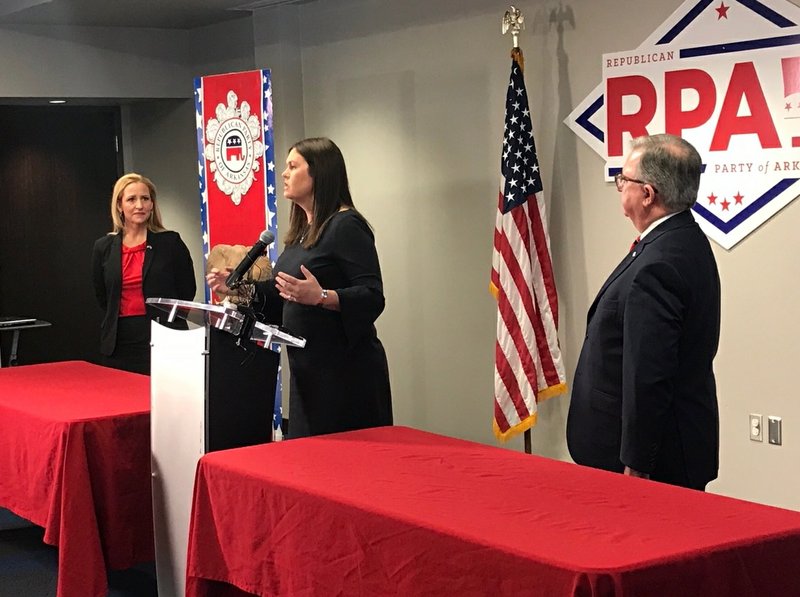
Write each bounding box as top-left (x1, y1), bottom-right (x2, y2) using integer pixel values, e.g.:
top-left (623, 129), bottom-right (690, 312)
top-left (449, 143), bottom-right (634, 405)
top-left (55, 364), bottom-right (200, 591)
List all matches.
top-left (502, 6), bottom-right (532, 456)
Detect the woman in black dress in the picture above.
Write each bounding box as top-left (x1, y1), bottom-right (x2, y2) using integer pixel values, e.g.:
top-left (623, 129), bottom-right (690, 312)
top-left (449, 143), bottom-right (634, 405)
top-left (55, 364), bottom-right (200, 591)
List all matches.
top-left (207, 138), bottom-right (392, 438)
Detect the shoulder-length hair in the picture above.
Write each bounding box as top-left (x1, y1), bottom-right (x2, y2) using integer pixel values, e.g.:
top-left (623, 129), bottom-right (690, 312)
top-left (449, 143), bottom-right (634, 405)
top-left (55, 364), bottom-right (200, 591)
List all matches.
top-left (109, 173), bottom-right (166, 234)
top-left (284, 137), bottom-right (369, 247)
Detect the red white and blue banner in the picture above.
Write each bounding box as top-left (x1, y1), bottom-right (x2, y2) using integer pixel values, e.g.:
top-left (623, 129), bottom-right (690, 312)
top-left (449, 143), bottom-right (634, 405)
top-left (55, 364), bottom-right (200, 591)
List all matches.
top-left (566, 0), bottom-right (800, 249)
top-left (195, 69), bottom-right (278, 283)
top-left (195, 69), bottom-right (282, 436)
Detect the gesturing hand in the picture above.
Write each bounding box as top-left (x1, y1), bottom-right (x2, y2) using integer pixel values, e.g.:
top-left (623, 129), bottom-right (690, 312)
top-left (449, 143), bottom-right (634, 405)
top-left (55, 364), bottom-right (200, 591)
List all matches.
top-left (276, 265), bottom-right (322, 305)
top-left (206, 267), bottom-right (233, 297)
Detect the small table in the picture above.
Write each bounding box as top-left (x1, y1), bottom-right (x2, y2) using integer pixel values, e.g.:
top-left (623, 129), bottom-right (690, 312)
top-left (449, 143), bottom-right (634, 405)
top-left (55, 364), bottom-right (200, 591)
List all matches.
top-left (0, 319), bottom-right (51, 366)
top-left (0, 361), bottom-right (154, 597)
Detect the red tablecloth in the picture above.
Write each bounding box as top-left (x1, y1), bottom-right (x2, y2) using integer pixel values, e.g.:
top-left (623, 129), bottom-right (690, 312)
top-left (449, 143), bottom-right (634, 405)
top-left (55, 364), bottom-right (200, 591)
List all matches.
top-left (0, 361), bottom-right (154, 597)
top-left (186, 425), bottom-right (800, 597)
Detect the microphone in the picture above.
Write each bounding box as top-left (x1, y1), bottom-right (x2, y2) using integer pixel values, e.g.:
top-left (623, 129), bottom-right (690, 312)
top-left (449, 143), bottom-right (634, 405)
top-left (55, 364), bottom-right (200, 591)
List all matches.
top-left (225, 230), bottom-right (275, 289)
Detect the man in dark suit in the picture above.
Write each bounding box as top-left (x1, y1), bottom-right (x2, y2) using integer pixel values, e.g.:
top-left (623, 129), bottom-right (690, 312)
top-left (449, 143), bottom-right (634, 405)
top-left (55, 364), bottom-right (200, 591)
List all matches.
top-left (567, 134), bottom-right (720, 490)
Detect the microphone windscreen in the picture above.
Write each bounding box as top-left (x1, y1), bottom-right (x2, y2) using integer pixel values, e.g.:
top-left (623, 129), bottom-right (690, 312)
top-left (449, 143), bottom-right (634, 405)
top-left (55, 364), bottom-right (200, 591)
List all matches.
top-left (259, 230), bottom-right (275, 245)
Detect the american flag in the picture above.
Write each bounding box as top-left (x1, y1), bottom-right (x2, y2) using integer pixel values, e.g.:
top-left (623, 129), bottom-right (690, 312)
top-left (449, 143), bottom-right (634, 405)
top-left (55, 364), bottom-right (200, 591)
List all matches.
top-left (490, 52), bottom-right (567, 442)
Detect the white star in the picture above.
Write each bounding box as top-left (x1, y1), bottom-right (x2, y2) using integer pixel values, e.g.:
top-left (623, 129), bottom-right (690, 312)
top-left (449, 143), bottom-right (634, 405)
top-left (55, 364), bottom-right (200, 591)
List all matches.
top-left (522, 108), bottom-right (530, 117)
top-left (516, 88), bottom-right (524, 96)
top-left (513, 101), bottom-right (520, 110)
top-left (524, 143), bottom-right (533, 153)
top-left (511, 164), bottom-right (521, 173)
top-left (532, 164), bottom-right (539, 173)
top-left (267, 184), bottom-right (275, 195)
top-left (508, 178), bottom-right (518, 188)
top-left (267, 161), bottom-right (275, 171)
top-left (515, 150), bottom-right (522, 159)
top-left (510, 115), bottom-right (519, 125)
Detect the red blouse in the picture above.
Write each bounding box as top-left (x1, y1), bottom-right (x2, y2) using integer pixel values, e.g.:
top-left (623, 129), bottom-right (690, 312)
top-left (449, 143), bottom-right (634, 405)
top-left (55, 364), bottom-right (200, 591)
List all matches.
top-left (119, 241), bottom-right (147, 317)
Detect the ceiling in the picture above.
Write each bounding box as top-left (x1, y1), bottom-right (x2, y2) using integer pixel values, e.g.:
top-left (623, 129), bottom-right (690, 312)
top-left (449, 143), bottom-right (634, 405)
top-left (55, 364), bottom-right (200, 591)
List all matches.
top-left (0, 0), bottom-right (306, 29)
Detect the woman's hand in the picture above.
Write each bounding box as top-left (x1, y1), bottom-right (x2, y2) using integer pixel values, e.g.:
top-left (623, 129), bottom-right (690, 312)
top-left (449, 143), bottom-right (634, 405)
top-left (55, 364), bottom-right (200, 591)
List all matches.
top-left (206, 267), bottom-right (233, 297)
top-left (276, 265), bottom-right (322, 305)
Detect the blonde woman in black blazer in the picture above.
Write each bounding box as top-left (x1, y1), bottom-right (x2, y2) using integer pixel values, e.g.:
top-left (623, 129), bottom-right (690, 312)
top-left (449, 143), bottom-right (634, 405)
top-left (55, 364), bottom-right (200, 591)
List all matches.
top-left (92, 173), bottom-right (196, 375)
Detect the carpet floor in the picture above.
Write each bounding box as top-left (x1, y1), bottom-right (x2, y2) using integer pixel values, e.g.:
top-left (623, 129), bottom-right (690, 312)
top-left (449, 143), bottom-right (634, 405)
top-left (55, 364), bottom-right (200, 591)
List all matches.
top-left (0, 523), bottom-right (157, 597)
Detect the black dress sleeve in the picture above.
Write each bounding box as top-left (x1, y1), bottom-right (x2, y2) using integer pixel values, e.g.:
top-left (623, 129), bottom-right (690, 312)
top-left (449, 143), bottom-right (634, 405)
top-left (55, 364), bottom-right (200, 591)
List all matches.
top-left (332, 214), bottom-right (385, 345)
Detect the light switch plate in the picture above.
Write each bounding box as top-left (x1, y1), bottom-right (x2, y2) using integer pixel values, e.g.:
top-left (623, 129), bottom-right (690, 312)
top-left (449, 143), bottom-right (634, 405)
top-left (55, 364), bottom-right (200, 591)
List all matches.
top-left (768, 416), bottom-right (782, 445)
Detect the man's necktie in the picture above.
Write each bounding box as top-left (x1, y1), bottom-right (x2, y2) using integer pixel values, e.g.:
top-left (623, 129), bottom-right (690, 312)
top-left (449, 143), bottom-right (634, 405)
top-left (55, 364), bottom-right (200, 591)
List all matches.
top-left (629, 236), bottom-right (640, 253)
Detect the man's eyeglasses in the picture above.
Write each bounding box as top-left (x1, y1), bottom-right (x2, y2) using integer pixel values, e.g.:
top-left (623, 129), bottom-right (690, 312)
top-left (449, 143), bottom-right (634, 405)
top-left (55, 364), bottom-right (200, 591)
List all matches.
top-left (614, 172), bottom-right (649, 192)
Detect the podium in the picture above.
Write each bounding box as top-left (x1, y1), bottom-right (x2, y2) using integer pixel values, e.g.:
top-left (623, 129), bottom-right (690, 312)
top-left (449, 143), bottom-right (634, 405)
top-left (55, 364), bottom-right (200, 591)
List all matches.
top-left (146, 298), bottom-right (304, 597)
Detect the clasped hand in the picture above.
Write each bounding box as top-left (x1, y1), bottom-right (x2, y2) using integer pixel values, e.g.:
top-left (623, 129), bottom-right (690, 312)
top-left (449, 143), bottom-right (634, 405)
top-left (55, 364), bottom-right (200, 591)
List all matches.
top-left (206, 265), bottom-right (322, 305)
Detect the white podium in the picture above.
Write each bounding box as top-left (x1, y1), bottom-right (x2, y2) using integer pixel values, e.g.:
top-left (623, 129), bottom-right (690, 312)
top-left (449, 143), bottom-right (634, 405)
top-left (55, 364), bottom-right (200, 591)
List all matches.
top-left (147, 298), bottom-right (304, 597)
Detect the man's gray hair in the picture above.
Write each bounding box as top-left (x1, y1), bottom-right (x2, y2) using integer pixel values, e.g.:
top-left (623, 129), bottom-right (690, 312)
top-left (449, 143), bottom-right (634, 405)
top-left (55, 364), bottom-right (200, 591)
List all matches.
top-left (630, 134), bottom-right (702, 212)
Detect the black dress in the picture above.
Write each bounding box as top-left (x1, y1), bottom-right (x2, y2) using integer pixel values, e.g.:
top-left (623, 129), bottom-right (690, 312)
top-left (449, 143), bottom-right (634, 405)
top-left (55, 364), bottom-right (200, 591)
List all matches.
top-left (257, 210), bottom-right (392, 438)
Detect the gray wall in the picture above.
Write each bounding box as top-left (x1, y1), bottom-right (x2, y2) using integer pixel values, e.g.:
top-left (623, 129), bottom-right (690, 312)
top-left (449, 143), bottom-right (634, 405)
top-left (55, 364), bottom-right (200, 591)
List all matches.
top-left (251, 0), bottom-right (800, 510)
top-left (3, 0), bottom-right (799, 510)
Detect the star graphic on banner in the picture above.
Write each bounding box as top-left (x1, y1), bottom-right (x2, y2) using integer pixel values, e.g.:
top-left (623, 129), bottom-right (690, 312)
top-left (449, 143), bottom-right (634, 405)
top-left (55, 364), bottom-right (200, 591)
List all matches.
top-left (267, 161), bottom-right (275, 171)
top-left (721, 198), bottom-right (731, 211)
top-left (708, 192), bottom-right (717, 205)
top-left (733, 191), bottom-right (744, 205)
top-left (716, 1), bottom-right (729, 19)
top-left (267, 184), bottom-right (275, 195)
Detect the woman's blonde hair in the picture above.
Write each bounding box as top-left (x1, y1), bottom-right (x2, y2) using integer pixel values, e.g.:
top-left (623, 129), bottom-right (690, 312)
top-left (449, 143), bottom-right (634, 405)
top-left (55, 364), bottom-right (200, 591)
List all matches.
top-left (109, 173), bottom-right (166, 233)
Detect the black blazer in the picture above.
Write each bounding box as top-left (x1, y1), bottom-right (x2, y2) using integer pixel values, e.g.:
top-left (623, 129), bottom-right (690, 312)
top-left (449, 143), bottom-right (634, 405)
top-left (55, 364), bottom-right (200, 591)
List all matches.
top-left (566, 210), bottom-right (721, 489)
top-left (91, 230), bottom-right (196, 356)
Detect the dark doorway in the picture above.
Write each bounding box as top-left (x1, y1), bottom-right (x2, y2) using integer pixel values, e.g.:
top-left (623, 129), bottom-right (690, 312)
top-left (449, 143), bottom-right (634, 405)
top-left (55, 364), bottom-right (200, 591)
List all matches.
top-left (0, 105), bottom-right (122, 365)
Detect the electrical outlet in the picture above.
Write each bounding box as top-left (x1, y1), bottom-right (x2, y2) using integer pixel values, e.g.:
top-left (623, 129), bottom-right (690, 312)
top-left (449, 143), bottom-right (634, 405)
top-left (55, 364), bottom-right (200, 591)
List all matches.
top-left (750, 414), bottom-right (763, 442)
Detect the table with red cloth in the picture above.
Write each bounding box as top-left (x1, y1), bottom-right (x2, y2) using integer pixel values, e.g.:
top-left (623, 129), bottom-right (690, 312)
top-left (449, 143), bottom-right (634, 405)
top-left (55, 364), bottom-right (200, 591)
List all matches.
top-left (186, 425), bottom-right (800, 597)
top-left (0, 361), bottom-right (154, 597)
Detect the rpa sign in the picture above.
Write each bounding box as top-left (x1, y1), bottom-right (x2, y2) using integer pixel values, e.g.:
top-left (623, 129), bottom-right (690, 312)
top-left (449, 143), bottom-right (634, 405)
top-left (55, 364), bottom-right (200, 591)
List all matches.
top-left (566, 0), bottom-right (800, 249)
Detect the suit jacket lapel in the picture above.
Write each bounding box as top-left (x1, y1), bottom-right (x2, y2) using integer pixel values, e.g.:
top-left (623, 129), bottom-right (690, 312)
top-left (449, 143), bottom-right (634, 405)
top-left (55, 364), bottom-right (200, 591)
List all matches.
top-left (587, 252), bottom-right (637, 321)
top-left (586, 210), bottom-right (695, 323)
top-left (143, 230), bottom-right (155, 280)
